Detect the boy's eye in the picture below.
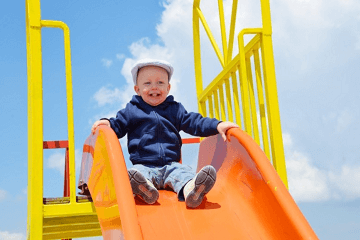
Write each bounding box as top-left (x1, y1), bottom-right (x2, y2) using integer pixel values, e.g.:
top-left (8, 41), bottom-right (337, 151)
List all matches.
top-left (144, 82), bottom-right (151, 85)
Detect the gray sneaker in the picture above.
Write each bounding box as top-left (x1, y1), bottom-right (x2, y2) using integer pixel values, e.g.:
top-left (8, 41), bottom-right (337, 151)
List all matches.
top-left (183, 165), bottom-right (217, 208)
top-left (128, 169), bottom-right (159, 204)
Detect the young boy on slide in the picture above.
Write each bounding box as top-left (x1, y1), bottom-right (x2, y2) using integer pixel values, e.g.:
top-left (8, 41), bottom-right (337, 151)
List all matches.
top-left (92, 59), bottom-right (238, 208)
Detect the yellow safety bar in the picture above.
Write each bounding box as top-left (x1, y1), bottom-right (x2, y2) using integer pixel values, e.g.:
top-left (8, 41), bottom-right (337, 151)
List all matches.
top-left (193, 0), bottom-right (288, 188)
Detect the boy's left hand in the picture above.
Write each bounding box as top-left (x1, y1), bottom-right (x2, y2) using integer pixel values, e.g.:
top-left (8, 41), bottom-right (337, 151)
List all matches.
top-left (217, 121), bottom-right (239, 141)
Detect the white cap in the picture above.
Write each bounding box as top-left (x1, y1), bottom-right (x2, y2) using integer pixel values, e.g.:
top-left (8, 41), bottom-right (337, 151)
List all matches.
top-left (131, 59), bottom-right (174, 85)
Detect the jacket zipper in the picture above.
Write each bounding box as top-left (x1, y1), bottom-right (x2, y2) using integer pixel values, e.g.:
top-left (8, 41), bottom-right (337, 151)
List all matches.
top-left (154, 111), bottom-right (165, 160)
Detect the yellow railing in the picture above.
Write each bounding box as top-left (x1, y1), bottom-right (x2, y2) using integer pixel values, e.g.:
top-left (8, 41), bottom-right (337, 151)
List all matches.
top-left (193, 0), bottom-right (288, 188)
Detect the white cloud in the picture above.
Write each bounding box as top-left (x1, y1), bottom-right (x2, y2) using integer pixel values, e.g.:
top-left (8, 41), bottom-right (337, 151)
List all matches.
top-left (47, 149), bottom-right (82, 176)
top-left (0, 231), bottom-right (25, 240)
top-left (0, 189), bottom-right (7, 201)
top-left (287, 151), bottom-right (331, 202)
top-left (284, 133), bottom-right (331, 202)
top-left (272, 0), bottom-right (360, 74)
top-left (47, 151), bottom-right (66, 174)
top-left (329, 165), bottom-right (360, 200)
top-left (116, 54), bottom-right (126, 60)
top-left (90, 84), bottom-right (130, 126)
top-left (276, 0), bottom-right (360, 30)
top-left (93, 86), bottom-right (122, 107)
top-left (101, 58), bottom-right (113, 68)
top-left (284, 132), bottom-right (360, 202)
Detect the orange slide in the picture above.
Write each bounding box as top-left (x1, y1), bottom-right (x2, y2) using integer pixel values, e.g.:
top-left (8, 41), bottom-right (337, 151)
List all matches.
top-left (84, 125), bottom-right (318, 240)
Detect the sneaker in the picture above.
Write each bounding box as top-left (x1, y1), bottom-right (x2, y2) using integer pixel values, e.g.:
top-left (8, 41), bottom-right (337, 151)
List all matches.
top-left (128, 169), bottom-right (159, 204)
top-left (183, 165), bottom-right (216, 208)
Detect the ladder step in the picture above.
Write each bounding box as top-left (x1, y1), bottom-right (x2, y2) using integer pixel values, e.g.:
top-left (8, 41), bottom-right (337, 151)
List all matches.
top-left (43, 214), bottom-right (101, 239)
top-left (43, 228), bottom-right (102, 240)
top-left (43, 195), bottom-right (92, 205)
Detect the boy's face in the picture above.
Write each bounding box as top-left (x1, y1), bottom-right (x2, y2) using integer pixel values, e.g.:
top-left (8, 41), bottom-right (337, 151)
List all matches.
top-left (134, 65), bottom-right (171, 106)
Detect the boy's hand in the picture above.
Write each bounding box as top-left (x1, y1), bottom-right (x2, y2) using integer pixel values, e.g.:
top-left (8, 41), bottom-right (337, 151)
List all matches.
top-left (217, 121), bottom-right (239, 141)
top-left (91, 119), bottom-right (110, 134)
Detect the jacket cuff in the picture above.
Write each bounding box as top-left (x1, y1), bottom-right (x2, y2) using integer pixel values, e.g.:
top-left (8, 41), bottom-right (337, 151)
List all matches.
top-left (213, 120), bottom-right (222, 133)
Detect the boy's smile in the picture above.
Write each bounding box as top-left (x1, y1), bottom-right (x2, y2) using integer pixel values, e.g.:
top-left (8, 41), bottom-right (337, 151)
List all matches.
top-left (134, 66), bottom-right (171, 106)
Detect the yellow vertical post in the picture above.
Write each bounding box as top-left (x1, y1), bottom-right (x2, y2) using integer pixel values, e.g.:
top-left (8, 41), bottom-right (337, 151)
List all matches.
top-left (213, 90), bottom-right (220, 119)
top-left (193, 1), bottom-right (204, 115)
top-left (260, 0), bottom-right (288, 188)
top-left (246, 57), bottom-right (260, 145)
top-left (227, 0), bottom-right (238, 64)
top-left (63, 23), bottom-right (76, 204)
top-left (253, 47), bottom-right (270, 159)
top-left (231, 70), bottom-right (242, 128)
top-left (225, 78), bottom-right (234, 122)
top-left (218, 84), bottom-right (226, 121)
top-left (218, 0), bottom-right (227, 65)
top-left (238, 32), bottom-right (252, 135)
top-left (26, 0), bottom-right (44, 239)
top-left (208, 96), bottom-right (214, 118)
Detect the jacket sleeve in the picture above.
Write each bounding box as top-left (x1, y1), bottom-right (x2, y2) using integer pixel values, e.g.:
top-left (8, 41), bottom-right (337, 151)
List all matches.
top-left (107, 105), bottom-right (130, 139)
top-left (178, 103), bottom-right (220, 137)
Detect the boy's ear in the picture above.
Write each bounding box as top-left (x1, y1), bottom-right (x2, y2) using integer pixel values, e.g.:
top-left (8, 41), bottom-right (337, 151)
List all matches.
top-left (134, 85), bottom-right (140, 95)
top-left (167, 83), bottom-right (171, 92)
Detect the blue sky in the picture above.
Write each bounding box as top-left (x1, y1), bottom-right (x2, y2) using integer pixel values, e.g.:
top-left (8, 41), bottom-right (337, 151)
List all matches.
top-left (1, 0), bottom-right (360, 239)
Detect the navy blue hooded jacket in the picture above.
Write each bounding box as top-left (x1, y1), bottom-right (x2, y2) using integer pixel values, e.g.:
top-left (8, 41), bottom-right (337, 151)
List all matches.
top-left (107, 95), bottom-right (220, 166)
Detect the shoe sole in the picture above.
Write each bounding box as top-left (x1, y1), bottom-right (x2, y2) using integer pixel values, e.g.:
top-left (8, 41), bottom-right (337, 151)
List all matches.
top-left (185, 165), bottom-right (216, 208)
top-left (128, 169), bottom-right (159, 204)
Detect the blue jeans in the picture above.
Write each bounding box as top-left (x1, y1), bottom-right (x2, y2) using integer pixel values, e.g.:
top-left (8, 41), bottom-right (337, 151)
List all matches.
top-left (129, 162), bottom-right (195, 201)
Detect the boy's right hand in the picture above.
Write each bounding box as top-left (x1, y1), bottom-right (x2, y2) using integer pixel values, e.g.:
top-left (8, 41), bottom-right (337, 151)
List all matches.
top-left (91, 119), bottom-right (110, 134)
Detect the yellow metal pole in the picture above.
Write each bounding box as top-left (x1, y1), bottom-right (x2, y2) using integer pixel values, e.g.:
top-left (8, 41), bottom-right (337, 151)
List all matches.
top-left (253, 47), bottom-right (271, 159)
top-left (26, 0), bottom-right (44, 239)
top-left (193, 1), bottom-right (204, 115)
top-left (231, 70), bottom-right (242, 128)
top-left (208, 96), bottom-right (214, 118)
top-left (218, 83), bottom-right (226, 121)
top-left (225, 78), bottom-right (234, 122)
top-left (246, 57), bottom-right (260, 144)
top-left (260, 0), bottom-right (288, 188)
top-left (227, 0), bottom-right (238, 64)
top-left (213, 90), bottom-right (220, 119)
top-left (218, 0), bottom-right (227, 65)
top-left (238, 31), bottom-right (252, 135)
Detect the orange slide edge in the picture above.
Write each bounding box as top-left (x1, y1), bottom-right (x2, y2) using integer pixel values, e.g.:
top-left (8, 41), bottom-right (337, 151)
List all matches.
top-left (227, 128), bottom-right (318, 239)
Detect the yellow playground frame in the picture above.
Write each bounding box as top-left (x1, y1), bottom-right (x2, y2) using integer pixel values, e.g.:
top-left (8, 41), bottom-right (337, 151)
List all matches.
top-left (193, 0), bottom-right (287, 186)
top-left (26, 0), bottom-right (287, 239)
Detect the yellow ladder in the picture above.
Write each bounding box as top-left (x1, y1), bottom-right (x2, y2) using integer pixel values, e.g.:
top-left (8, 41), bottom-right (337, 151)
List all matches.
top-left (26, 0), bottom-right (102, 239)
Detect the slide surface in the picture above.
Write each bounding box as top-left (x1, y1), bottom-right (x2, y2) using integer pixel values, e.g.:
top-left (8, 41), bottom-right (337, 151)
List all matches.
top-left (86, 126), bottom-right (318, 240)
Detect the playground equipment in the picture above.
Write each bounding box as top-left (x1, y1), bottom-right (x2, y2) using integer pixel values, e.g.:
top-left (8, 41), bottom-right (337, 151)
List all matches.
top-left (26, 0), bottom-right (318, 239)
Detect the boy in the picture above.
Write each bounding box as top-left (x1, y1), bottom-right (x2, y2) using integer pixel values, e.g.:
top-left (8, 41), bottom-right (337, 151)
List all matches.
top-left (92, 59), bottom-right (238, 208)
